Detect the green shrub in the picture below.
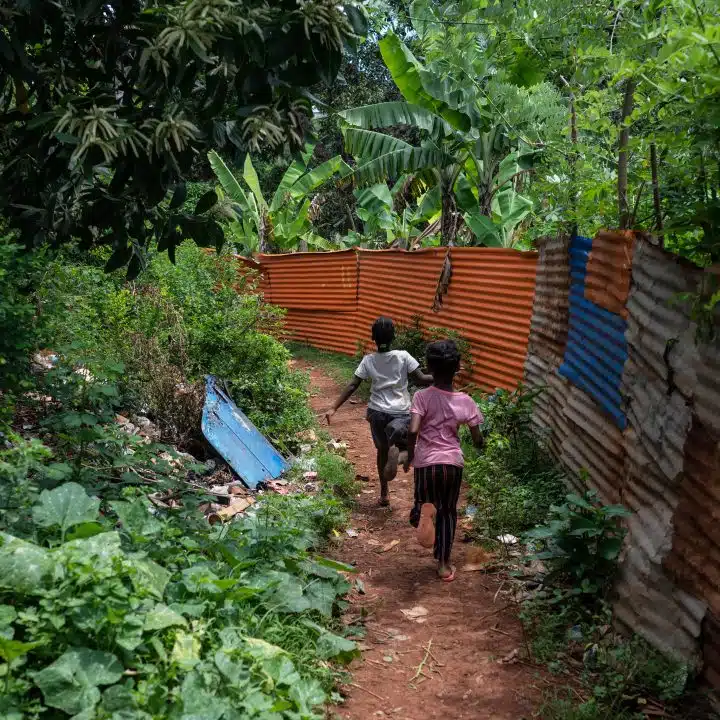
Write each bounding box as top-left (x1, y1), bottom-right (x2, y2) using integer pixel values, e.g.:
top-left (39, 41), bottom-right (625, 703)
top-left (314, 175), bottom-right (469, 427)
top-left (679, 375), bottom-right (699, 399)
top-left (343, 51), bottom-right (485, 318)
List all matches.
top-left (525, 490), bottom-right (630, 597)
top-left (0, 237), bottom-right (45, 414)
top-left (393, 314), bottom-right (474, 379)
top-left (464, 385), bottom-right (565, 540)
top-left (35, 243), bottom-right (313, 450)
top-left (315, 451), bottom-right (360, 506)
top-left (0, 482), bottom-right (357, 719)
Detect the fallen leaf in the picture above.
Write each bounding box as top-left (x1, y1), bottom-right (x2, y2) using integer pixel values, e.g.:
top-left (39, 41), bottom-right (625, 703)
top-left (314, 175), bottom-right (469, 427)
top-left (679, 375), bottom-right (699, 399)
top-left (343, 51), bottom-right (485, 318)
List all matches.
top-left (378, 539), bottom-right (399, 553)
top-left (383, 655), bottom-right (393, 663)
top-left (501, 648), bottom-right (519, 664)
top-left (400, 606), bottom-right (428, 622)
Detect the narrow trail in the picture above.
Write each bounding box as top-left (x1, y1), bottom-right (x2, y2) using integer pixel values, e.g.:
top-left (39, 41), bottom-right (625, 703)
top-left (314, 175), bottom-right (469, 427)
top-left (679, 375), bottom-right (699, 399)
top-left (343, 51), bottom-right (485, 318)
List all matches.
top-left (300, 362), bottom-right (543, 720)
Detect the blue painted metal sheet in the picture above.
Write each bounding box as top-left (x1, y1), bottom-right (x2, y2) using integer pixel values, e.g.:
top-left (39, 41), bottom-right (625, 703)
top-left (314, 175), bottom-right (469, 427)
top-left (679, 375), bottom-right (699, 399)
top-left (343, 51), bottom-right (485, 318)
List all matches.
top-left (201, 376), bottom-right (289, 488)
top-left (558, 234), bottom-right (628, 429)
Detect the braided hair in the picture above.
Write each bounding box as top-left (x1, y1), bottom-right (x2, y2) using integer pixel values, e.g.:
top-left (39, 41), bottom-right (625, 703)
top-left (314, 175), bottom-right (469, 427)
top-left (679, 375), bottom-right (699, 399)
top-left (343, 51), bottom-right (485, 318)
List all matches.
top-left (371, 316), bottom-right (395, 352)
top-left (426, 339), bottom-right (461, 381)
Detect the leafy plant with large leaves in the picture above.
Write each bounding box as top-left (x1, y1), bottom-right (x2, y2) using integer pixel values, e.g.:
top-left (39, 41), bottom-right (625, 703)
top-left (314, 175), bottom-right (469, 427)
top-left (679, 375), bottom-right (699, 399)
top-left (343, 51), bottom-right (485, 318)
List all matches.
top-left (208, 146), bottom-right (352, 253)
top-left (339, 32), bottom-right (546, 247)
top-left (0, 0), bottom-right (366, 276)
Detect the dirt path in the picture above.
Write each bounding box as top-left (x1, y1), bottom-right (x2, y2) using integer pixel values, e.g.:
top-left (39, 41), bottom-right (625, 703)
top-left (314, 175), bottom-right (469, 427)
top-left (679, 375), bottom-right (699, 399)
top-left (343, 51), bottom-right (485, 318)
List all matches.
top-left (300, 363), bottom-right (543, 720)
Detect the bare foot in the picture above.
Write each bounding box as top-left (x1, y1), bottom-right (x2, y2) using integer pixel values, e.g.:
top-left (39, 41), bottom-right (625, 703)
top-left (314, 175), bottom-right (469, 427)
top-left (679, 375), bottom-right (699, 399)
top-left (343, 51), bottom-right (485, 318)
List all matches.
top-left (438, 564), bottom-right (456, 582)
top-left (417, 503), bottom-right (435, 548)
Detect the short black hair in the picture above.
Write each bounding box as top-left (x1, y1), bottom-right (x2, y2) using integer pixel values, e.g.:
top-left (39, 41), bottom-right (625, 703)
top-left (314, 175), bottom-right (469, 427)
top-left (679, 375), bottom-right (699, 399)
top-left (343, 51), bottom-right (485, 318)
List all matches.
top-left (372, 316), bottom-right (395, 350)
top-left (426, 339), bottom-right (461, 379)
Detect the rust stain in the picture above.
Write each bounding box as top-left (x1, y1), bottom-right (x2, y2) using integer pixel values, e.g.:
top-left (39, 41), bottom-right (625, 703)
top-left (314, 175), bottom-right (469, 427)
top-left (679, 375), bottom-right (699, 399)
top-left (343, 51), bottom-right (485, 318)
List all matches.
top-left (584, 229), bottom-right (635, 318)
top-left (665, 418), bottom-right (720, 615)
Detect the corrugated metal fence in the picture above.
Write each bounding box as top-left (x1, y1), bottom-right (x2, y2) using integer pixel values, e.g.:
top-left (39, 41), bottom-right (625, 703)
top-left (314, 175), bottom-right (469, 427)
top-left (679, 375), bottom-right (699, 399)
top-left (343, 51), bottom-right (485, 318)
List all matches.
top-left (524, 232), bottom-right (720, 685)
top-left (249, 247), bottom-right (539, 390)
top-left (239, 233), bottom-right (720, 686)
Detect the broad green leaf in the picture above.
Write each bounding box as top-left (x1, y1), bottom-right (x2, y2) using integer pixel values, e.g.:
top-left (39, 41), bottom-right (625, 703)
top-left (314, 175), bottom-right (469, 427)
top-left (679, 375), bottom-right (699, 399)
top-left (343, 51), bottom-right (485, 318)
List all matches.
top-left (65, 522), bottom-right (105, 541)
top-left (243, 637), bottom-right (287, 660)
top-left (143, 604), bottom-right (187, 632)
top-left (316, 632), bottom-right (359, 663)
top-left (243, 154), bottom-right (267, 209)
top-left (33, 648), bottom-right (123, 715)
top-left (57, 532), bottom-right (122, 570)
top-left (492, 188), bottom-right (533, 237)
top-left (0, 637), bottom-right (42, 663)
top-left (339, 101), bottom-right (449, 138)
top-left (289, 678), bottom-right (326, 715)
top-left (494, 149), bottom-right (539, 191)
top-left (32, 482), bottom-right (99, 535)
top-left (353, 147), bottom-right (450, 187)
top-left (465, 212), bottom-right (502, 246)
top-left (111, 499), bottom-right (163, 538)
top-left (0, 533), bottom-right (52, 594)
top-left (214, 649), bottom-right (252, 686)
top-left (311, 555), bottom-right (357, 574)
top-left (344, 128), bottom-right (412, 163)
top-left (129, 558), bottom-right (170, 600)
top-left (208, 151), bottom-right (251, 213)
top-left (170, 631), bottom-right (201, 670)
top-left (379, 33), bottom-right (471, 132)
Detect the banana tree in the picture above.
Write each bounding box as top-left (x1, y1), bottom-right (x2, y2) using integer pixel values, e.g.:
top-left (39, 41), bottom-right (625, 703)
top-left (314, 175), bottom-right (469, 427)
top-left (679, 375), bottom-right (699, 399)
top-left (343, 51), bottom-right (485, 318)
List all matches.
top-left (339, 32), bottom-right (538, 247)
top-left (208, 147), bottom-right (351, 254)
top-left (353, 178), bottom-right (440, 248)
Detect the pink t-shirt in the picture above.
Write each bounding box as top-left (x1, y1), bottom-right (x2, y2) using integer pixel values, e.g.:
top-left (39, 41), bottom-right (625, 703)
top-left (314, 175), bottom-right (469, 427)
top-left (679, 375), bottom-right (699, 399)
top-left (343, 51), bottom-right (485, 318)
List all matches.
top-left (410, 387), bottom-right (483, 468)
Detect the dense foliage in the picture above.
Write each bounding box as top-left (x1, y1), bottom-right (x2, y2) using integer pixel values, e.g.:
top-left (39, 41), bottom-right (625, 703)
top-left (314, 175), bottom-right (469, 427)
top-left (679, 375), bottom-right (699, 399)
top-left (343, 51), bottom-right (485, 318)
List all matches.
top-left (0, 234), bottom-right (359, 719)
top-left (32, 242), bottom-right (312, 451)
top-left (0, 0), bottom-right (366, 273)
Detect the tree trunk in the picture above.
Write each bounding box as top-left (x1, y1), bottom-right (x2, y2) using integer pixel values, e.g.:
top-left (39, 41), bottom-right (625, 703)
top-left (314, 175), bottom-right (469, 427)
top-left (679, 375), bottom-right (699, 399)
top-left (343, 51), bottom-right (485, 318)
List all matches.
top-left (618, 77), bottom-right (636, 229)
top-left (441, 189), bottom-right (458, 246)
top-left (650, 142), bottom-right (663, 233)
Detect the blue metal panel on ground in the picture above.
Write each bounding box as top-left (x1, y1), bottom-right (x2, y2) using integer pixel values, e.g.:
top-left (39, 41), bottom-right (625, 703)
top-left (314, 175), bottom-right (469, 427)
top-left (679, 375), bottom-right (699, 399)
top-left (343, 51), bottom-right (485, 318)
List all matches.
top-left (559, 234), bottom-right (628, 429)
top-left (201, 376), bottom-right (289, 489)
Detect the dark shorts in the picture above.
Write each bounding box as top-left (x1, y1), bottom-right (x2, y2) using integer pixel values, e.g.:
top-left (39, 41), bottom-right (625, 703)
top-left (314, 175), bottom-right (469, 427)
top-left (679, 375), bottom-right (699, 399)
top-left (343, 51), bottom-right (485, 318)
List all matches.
top-left (366, 409), bottom-right (409, 452)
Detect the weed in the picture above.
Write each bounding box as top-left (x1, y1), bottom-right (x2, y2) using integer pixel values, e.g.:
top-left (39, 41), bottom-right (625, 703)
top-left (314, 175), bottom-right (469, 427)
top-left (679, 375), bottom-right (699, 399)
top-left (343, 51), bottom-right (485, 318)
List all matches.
top-left (525, 490), bottom-right (630, 598)
top-left (315, 451), bottom-right (361, 506)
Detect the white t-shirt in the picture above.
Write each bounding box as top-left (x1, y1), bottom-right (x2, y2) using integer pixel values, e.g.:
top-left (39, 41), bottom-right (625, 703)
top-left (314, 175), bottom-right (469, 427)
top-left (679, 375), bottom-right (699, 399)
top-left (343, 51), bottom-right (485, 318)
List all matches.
top-left (355, 350), bottom-right (420, 415)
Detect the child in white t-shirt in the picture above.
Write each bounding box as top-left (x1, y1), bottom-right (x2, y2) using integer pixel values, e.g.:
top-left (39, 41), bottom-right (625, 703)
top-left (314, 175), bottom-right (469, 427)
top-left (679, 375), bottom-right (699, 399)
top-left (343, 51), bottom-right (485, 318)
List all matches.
top-left (326, 317), bottom-right (432, 506)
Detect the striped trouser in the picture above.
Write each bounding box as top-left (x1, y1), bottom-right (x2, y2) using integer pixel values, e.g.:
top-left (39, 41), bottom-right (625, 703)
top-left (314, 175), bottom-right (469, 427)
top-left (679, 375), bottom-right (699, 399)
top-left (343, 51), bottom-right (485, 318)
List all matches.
top-left (413, 464), bottom-right (463, 564)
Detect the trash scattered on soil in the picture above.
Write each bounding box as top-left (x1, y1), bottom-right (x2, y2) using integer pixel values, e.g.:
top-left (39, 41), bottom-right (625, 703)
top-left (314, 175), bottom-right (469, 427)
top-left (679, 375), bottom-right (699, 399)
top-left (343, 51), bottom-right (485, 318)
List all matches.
top-left (207, 496), bottom-right (255, 525)
top-left (327, 439), bottom-right (348, 456)
top-left (496, 534), bottom-right (519, 545)
top-left (346, 529), bottom-right (360, 538)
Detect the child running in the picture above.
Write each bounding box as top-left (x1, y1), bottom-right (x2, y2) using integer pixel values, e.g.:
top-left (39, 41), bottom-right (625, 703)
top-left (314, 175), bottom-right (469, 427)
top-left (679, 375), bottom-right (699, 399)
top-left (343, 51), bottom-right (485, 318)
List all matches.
top-left (404, 340), bottom-right (484, 581)
top-left (326, 317), bottom-right (432, 506)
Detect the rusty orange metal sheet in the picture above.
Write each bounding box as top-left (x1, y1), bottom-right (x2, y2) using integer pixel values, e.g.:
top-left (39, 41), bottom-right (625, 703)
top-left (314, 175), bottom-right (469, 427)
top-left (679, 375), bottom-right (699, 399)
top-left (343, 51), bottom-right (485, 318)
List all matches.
top-left (254, 247), bottom-right (538, 391)
top-left (584, 229), bottom-right (635, 317)
top-left (258, 249), bottom-right (358, 311)
top-left (433, 248), bottom-right (539, 390)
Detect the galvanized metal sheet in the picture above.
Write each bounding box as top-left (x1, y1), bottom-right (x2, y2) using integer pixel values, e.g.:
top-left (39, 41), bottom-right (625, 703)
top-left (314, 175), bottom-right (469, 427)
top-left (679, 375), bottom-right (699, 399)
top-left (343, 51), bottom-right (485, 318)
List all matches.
top-left (526, 235), bottom-right (571, 364)
top-left (201, 376), bottom-right (289, 489)
top-left (558, 234), bottom-right (628, 429)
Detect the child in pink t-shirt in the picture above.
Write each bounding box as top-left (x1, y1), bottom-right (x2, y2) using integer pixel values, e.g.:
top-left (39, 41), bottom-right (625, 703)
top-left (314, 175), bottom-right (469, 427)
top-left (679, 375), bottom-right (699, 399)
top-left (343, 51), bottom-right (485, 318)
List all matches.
top-left (404, 340), bottom-right (484, 581)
